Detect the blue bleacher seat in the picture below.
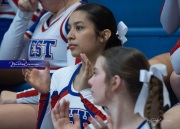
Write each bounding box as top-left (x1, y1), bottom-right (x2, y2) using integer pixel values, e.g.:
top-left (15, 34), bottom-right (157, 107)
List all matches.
top-left (91, 0), bottom-right (180, 58)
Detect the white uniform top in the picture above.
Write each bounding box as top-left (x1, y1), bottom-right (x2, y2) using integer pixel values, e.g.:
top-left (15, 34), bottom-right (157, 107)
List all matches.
top-left (0, 2), bottom-right (77, 64)
top-left (2, 2), bottom-right (84, 104)
top-left (28, 10), bottom-right (73, 68)
top-left (36, 63), bottom-right (107, 129)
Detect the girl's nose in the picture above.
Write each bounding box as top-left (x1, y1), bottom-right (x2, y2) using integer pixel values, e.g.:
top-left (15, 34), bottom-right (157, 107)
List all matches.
top-left (67, 30), bottom-right (74, 41)
top-left (88, 77), bottom-right (93, 87)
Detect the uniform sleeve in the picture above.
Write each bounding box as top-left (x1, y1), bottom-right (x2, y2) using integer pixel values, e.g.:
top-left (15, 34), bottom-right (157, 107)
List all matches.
top-left (7, 0), bottom-right (18, 12)
top-left (16, 88), bottom-right (40, 104)
top-left (0, 9), bottom-right (33, 60)
top-left (160, 0), bottom-right (180, 34)
top-left (28, 4), bottom-right (44, 27)
top-left (37, 72), bottom-right (58, 129)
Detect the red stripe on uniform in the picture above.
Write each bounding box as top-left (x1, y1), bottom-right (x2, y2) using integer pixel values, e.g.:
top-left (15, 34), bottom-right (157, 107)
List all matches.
top-left (170, 40), bottom-right (180, 55)
top-left (31, 9), bottom-right (45, 22)
top-left (0, 12), bottom-right (16, 15)
top-left (36, 93), bottom-right (49, 129)
top-left (17, 90), bottom-right (38, 98)
top-left (42, 24), bottom-right (45, 32)
top-left (79, 93), bottom-right (107, 121)
top-left (25, 31), bottom-right (32, 39)
top-left (13, 0), bottom-right (19, 6)
top-left (59, 89), bottom-right (69, 100)
top-left (42, 17), bottom-right (61, 32)
top-left (51, 94), bottom-right (59, 108)
top-left (60, 15), bottom-right (69, 43)
top-left (59, 8), bottom-right (76, 43)
top-left (31, 14), bottom-right (38, 22)
top-left (75, 58), bottom-right (81, 64)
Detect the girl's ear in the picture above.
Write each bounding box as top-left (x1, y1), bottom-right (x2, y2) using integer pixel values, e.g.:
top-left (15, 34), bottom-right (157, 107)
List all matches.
top-left (100, 29), bottom-right (111, 42)
top-left (111, 75), bottom-right (121, 91)
top-left (103, 29), bottom-right (111, 41)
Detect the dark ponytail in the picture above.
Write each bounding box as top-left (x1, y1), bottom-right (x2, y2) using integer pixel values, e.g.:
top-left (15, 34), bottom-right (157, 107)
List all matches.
top-left (105, 34), bottom-right (122, 50)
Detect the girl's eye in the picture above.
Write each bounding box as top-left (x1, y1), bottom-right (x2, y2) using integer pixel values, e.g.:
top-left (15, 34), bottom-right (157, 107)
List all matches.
top-left (76, 26), bottom-right (83, 31)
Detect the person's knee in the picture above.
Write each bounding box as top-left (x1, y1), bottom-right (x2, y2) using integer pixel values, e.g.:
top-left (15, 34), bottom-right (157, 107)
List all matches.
top-left (0, 90), bottom-right (17, 104)
top-left (0, 104), bottom-right (38, 129)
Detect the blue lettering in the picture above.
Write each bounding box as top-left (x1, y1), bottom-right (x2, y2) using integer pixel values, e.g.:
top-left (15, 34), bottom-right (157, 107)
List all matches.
top-left (30, 40), bottom-right (42, 57)
top-left (29, 39), bottom-right (56, 59)
top-left (43, 40), bottom-right (56, 58)
top-left (69, 109), bottom-right (91, 129)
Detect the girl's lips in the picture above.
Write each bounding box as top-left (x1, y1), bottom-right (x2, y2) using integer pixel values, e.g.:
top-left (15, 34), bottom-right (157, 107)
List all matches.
top-left (68, 44), bottom-right (77, 49)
